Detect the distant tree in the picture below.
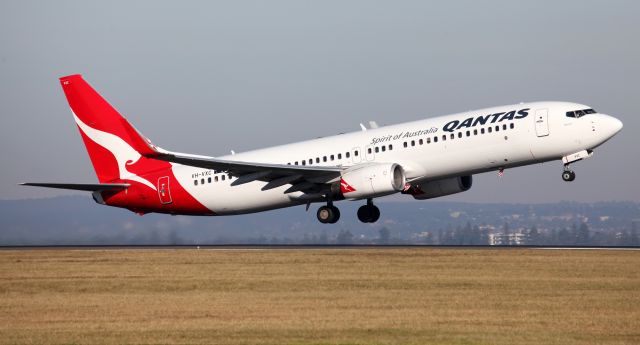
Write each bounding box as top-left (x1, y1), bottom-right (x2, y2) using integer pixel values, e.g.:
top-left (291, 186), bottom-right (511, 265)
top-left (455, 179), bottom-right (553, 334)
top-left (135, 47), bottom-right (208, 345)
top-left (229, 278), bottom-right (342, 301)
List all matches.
top-left (502, 222), bottom-right (511, 245)
top-left (528, 225), bottom-right (540, 245)
top-left (436, 228), bottom-right (444, 245)
top-left (471, 224), bottom-right (483, 245)
top-left (577, 222), bottom-right (590, 246)
top-left (378, 227), bottom-right (391, 245)
top-left (478, 225), bottom-right (490, 245)
top-left (336, 230), bottom-right (354, 244)
top-left (557, 227), bottom-right (572, 245)
top-left (630, 222), bottom-right (639, 246)
top-left (549, 228), bottom-right (561, 245)
top-left (570, 223), bottom-right (579, 244)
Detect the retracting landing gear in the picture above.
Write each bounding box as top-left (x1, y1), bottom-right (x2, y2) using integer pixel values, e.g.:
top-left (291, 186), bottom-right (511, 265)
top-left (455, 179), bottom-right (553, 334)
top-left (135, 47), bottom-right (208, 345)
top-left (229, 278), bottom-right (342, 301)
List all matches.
top-left (357, 199), bottom-right (380, 223)
top-left (561, 150), bottom-right (593, 182)
top-left (317, 201), bottom-right (340, 224)
top-left (562, 166), bottom-right (576, 182)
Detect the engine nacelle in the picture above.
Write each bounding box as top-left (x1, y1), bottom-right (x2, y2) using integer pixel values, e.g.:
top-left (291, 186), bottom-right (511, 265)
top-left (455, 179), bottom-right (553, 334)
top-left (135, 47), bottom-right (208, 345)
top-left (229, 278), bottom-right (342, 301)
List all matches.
top-left (403, 175), bottom-right (472, 200)
top-left (339, 163), bottom-right (406, 200)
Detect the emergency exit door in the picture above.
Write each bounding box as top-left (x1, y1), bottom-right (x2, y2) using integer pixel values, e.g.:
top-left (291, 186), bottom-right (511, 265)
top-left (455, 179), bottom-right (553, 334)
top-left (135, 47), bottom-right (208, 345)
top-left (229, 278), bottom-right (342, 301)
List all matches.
top-left (535, 109), bottom-right (549, 137)
top-left (157, 176), bottom-right (172, 204)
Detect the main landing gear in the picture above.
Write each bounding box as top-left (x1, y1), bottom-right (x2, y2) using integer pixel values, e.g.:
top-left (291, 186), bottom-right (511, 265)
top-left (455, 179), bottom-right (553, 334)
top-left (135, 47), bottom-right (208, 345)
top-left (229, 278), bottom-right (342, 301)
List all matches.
top-left (357, 199), bottom-right (380, 223)
top-left (317, 202), bottom-right (340, 224)
top-left (562, 164), bottom-right (576, 182)
top-left (316, 199), bottom-right (381, 224)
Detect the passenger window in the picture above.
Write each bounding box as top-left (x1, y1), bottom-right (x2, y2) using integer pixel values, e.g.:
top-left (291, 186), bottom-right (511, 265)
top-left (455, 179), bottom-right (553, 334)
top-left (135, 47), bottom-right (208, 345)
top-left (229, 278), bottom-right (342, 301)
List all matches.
top-left (228, 174), bottom-right (232, 179)
top-left (367, 148), bottom-right (372, 154)
top-left (375, 147), bottom-right (379, 153)
top-left (302, 161), bottom-right (306, 165)
top-left (389, 144), bottom-right (393, 151)
top-left (466, 131), bottom-right (470, 137)
top-left (194, 180), bottom-right (198, 186)
top-left (338, 153), bottom-right (342, 159)
top-left (502, 124), bottom-right (507, 130)
top-left (346, 152), bottom-right (350, 158)
top-left (295, 161), bottom-right (298, 165)
top-left (201, 178), bottom-right (205, 185)
top-left (215, 176), bottom-right (219, 182)
top-left (323, 156), bottom-right (327, 162)
top-left (442, 135), bottom-right (446, 141)
top-left (510, 123), bottom-right (514, 129)
top-left (331, 154), bottom-right (335, 161)
top-left (458, 132), bottom-right (462, 138)
top-left (411, 140), bottom-right (415, 146)
top-left (473, 129), bottom-right (478, 135)
top-left (427, 137), bottom-right (431, 144)
top-left (481, 128), bottom-right (485, 134)
top-left (434, 136), bottom-right (438, 143)
top-left (419, 139), bottom-right (423, 145)
top-left (221, 175), bottom-right (225, 181)
top-left (404, 142), bottom-right (408, 148)
top-left (381, 146), bottom-right (386, 152)
top-left (316, 157), bottom-right (320, 163)
top-left (208, 177), bottom-right (211, 183)
top-left (495, 125), bottom-right (500, 131)
top-left (354, 150), bottom-right (359, 156)
top-left (488, 127), bottom-right (492, 133)
top-left (451, 133), bottom-right (455, 140)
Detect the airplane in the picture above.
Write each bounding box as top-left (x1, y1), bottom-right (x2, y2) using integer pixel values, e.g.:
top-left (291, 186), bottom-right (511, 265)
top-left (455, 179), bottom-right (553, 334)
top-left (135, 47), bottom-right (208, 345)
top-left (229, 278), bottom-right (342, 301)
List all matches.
top-left (22, 74), bottom-right (623, 224)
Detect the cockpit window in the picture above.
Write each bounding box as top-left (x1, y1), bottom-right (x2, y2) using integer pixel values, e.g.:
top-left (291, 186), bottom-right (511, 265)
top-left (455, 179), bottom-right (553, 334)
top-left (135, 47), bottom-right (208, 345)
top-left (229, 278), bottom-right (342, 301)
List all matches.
top-left (566, 108), bottom-right (596, 118)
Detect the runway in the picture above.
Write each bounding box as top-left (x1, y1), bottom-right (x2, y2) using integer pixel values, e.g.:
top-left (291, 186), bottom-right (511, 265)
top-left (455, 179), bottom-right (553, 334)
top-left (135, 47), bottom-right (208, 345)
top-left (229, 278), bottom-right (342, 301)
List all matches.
top-left (1, 244), bottom-right (639, 251)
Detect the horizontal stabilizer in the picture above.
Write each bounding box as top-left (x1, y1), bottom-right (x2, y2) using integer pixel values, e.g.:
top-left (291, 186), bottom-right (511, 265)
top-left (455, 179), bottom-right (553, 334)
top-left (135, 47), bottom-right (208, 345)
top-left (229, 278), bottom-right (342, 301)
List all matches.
top-left (20, 182), bottom-right (130, 192)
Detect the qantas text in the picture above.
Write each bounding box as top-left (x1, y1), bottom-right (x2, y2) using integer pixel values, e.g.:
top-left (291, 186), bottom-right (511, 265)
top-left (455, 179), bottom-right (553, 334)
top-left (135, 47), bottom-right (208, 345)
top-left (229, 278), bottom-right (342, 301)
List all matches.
top-left (442, 108), bottom-right (530, 132)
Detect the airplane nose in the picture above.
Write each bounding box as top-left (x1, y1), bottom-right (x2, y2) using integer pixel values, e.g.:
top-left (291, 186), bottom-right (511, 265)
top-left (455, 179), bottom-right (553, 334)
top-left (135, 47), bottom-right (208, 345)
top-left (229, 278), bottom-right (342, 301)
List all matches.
top-left (600, 114), bottom-right (623, 137)
top-left (611, 117), bottom-right (623, 133)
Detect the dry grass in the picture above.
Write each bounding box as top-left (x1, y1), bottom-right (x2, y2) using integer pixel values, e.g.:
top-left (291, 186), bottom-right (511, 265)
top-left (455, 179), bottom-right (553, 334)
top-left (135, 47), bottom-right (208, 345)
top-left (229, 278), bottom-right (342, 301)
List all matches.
top-left (0, 248), bottom-right (639, 345)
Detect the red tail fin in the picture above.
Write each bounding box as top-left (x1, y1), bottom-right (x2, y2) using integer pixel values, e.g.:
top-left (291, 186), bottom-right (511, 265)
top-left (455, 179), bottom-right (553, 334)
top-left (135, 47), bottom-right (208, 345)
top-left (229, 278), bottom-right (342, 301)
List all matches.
top-left (60, 74), bottom-right (158, 184)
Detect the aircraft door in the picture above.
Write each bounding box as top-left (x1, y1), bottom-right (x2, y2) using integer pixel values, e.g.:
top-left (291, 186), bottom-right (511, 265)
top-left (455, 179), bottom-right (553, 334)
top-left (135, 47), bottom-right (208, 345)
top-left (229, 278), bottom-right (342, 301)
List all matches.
top-left (157, 176), bottom-right (173, 204)
top-left (352, 147), bottom-right (362, 163)
top-left (535, 109), bottom-right (550, 137)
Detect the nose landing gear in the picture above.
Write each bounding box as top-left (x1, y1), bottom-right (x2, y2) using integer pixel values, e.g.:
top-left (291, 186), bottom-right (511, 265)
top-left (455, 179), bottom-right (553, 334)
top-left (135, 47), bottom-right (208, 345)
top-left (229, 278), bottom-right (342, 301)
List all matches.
top-left (357, 199), bottom-right (380, 223)
top-left (562, 164), bottom-right (576, 182)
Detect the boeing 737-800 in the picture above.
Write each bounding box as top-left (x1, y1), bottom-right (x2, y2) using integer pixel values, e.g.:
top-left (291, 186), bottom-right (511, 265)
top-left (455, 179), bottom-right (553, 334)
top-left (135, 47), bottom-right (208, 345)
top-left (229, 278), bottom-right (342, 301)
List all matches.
top-left (22, 75), bottom-right (623, 223)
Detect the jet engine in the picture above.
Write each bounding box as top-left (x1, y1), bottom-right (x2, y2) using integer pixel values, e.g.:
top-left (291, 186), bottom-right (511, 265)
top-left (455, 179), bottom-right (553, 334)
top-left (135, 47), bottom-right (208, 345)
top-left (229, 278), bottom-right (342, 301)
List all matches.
top-left (403, 175), bottom-right (472, 200)
top-left (339, 163), bottom-right (406, 200)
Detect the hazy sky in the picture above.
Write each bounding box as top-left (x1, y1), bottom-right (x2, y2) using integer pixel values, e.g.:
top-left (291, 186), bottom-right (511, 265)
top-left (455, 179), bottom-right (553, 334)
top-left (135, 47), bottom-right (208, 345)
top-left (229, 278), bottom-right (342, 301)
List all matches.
top-left (1, 1), bottom-right (638, 203)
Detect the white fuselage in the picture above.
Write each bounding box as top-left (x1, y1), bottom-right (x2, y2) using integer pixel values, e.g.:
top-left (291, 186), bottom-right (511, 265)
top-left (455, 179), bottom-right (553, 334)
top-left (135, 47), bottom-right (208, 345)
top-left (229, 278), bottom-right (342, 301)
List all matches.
top-left (172, 101), bottom-right (622, 215)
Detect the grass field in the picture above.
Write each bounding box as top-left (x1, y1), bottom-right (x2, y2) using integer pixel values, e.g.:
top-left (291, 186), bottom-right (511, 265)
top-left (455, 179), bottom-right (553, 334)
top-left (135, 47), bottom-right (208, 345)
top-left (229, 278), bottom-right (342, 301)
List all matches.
top-left (0, 248), bottom-right (639, 345)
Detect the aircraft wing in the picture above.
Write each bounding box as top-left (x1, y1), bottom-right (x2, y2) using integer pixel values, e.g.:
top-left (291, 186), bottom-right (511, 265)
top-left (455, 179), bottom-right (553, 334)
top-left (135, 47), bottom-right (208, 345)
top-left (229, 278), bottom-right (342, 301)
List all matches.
top-left (151, 152), bottom-right (343, 191)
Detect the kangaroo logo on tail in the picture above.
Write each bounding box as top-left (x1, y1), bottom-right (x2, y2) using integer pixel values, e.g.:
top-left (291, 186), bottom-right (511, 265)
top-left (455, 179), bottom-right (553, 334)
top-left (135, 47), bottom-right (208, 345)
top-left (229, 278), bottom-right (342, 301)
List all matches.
top-left (73, 112), bottom-right (157, 191)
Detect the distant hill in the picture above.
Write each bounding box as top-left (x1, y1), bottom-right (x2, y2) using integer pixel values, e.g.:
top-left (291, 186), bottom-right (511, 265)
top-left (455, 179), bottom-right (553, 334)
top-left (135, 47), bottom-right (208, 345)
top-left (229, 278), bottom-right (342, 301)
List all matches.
top-left (1, 196), bottom-right (638, 245)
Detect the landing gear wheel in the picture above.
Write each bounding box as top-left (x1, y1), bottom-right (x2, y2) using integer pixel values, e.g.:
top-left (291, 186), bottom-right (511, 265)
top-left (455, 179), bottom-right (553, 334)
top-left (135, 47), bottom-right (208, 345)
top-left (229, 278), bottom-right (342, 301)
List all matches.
top-left (562, 170), bottom-right (576, 182)
top-left (317, 205), bottom-right (340, 224)
top-left (328, 206), bottom-right (340, 224)
top-left (357, 204), bottom-right (381, 223)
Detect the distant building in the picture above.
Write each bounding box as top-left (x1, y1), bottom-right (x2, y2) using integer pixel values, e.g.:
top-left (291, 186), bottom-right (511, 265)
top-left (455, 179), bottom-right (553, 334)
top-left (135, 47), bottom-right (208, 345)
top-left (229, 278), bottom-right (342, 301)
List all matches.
top-left (488, 232), bottom-right (527, 245)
